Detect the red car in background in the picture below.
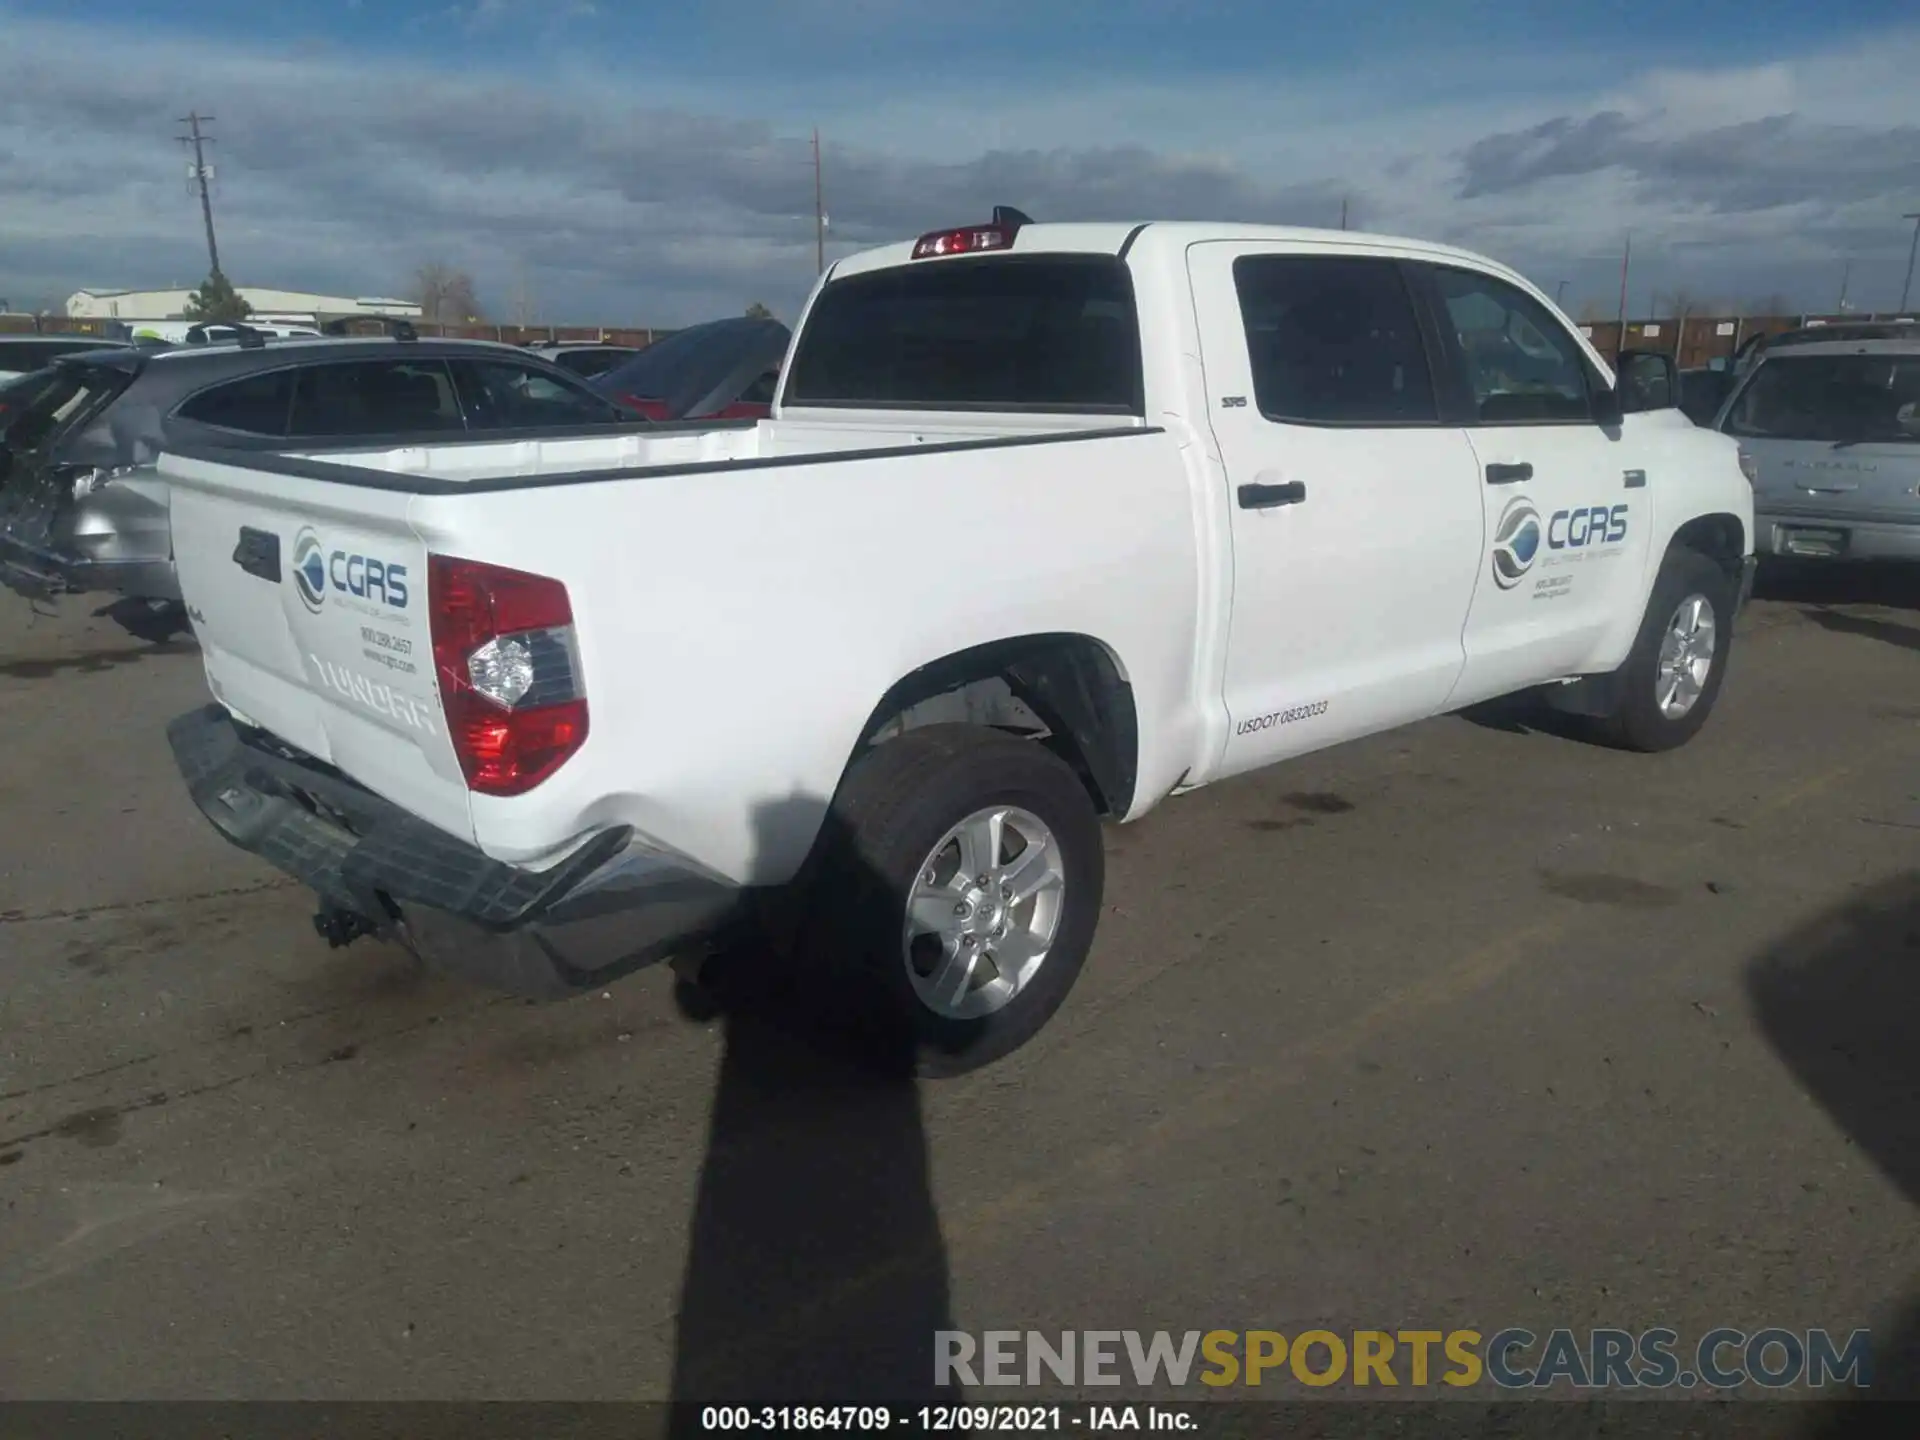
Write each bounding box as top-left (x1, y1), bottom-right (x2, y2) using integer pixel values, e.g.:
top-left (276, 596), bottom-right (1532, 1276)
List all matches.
top-left (591, 316), bottom-right (790, 422)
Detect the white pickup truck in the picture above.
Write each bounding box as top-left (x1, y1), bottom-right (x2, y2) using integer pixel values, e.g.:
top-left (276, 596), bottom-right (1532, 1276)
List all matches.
top-left (160, 213), bottom-right (1757, 1074)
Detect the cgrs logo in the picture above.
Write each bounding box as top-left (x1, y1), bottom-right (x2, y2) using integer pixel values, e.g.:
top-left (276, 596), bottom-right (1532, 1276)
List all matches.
top-left (1491, 499), bottom-right (1542, 590)
top-left (290, 526), bottom-right (411, 613)
top-left (292, 528), bottom-right (328, 613)
top-left (1491, 497), bottom-right (1631, 590)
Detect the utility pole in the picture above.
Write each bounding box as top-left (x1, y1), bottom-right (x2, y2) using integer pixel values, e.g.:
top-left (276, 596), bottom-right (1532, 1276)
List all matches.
top-left (1836, 259), bottom-right (1852, 313)
top-left (812, 128), bottom-right (826, 276)
top-left (1614, 233), bottom-right (1631, 360)
top-left (176, 111), bottom-right (222, 278)
top-left (1339, 197), bottom-right (1348, 231)
top-left (1554, 279), bottom-right (1570, 307)
top-left (1900, 212), bottom-right (1920, 313)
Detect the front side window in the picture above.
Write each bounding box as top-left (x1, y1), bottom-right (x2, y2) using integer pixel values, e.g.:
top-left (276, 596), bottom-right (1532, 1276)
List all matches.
top-left (288, 360), bottom-right (464, 437)
top-left (1724, 354), bottom-right (1920, 444)
top-left (452, 360), bottom-right (628, 428)
top-left (175, 369), bottom-right (296, 436)
top-left (1429, 267), bottom-right (1594, 424)
top-left (783, 256), bottom-right (1143, 413)
top-left (1231, 255), bottom-right (1437, 425)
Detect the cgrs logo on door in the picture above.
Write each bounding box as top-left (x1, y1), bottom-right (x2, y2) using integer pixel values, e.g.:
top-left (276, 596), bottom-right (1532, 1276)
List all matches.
top-left (1491, 497), bottom-right (1630, 590)
top-left (1491, 499), bottom-right (1543, 590)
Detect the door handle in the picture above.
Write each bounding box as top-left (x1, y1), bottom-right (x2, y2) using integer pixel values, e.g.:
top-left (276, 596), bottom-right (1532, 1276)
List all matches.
top-left (232, 526), bottom-right (281, 583)
top-left (1485, 462), bottom-right (1533, 485)
top-left (1238, 480), bottom-right (1307, 509)
top-left (1624, 469), bottom-right (1647, 489)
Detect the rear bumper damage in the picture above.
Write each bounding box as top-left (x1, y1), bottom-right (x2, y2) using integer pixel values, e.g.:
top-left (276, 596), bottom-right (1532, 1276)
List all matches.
top-left (0, 476), bottom-right (178, 600)
top-left (166, 704), bottom-right (743, 997)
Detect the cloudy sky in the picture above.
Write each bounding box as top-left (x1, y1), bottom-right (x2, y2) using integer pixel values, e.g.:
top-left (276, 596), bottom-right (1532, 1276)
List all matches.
top-left (3, 0), bottom-right (1918, 325)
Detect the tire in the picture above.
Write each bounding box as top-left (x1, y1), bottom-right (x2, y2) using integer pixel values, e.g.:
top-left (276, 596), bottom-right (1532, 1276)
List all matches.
top-left (800, 724), bottom-right (1105, 1078)
top-left (1594, 546), bottom-right (1738, 752)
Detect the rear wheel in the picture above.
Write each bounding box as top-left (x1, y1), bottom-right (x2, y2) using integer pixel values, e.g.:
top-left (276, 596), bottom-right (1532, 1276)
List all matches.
top-left (1595, 546), bottom-right (1737, 752)
top-left (802, 725), bottom-right (1104, 1077)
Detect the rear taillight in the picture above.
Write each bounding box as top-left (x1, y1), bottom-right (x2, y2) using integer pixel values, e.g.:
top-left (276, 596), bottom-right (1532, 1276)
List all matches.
top-left (428, 554), bottom-right (588, 796)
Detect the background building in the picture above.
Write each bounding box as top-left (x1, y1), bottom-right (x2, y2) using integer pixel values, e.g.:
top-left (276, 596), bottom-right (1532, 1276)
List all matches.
top-left (64, 287), bottom-right (421, 326)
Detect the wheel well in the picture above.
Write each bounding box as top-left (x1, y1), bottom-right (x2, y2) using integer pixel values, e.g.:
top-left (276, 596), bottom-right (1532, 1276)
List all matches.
top-left (1670, 512), bottom-right (1747, 582)
top-left (856, 634), bottom-right (1139, 818)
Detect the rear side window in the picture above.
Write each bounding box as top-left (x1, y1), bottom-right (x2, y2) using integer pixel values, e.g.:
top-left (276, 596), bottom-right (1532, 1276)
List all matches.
top-left (1232, 256), bottom-right (1437, 425)
top-left (175, 369), bottom-right (296, 436)
top-left (451, 360), bottom-right (628, 428)
top-left (288, 360), bottom-right (464, 437)
top-left (782, 256), bottom-right (1143, 413)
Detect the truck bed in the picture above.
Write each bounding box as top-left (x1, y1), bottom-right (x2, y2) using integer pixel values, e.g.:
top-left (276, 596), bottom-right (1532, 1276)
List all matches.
top-left (255, 411), bottom-right (1149, 491)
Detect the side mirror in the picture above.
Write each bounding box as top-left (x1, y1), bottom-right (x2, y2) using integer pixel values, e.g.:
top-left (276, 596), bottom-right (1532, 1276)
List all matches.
top-left (1616, 349), bottom-right (1678, 414)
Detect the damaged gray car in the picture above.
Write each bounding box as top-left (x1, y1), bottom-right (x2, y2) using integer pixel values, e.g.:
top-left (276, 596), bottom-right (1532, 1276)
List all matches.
top-left (0, 330), bottom-right (655, 603)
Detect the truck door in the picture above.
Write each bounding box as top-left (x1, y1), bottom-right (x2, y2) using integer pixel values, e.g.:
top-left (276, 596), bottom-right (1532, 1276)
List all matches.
top-left (1186, 243), bottom-right (1485, 781)
top-left (1407, 262), bottom-right (1655, 707)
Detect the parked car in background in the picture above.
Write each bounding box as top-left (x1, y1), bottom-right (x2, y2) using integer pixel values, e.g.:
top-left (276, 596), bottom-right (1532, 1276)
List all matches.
top-left (523, 342), bottom-right (638, 379)
top-left (0, 335), bottom-right (131, 382)
top-left (1729, 318), bottom-right (1919, 382)
top-left (0, 334), bottom-right (650, 602)
top-left (1679, 366), bottom-right (1737, 426)
top-left (589, 316), bottom-right (789, 421)
top-left (157, 213), bottom-right (1752, 1074)
top-left (1717, 334), bottom-right (1920, 562)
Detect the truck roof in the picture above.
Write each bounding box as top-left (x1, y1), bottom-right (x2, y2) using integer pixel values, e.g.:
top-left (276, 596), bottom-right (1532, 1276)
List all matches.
top-left (829, 220), bottom-right (1539, 294)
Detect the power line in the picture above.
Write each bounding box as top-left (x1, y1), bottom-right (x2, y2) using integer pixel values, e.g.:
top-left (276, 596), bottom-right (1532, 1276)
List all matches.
top-left (176, 111), bottom-right (223, 278)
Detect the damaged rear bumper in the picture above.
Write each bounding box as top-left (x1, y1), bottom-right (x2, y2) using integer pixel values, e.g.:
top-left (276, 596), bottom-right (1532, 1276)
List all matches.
top-left (0, 474), bottom-right (178, 600)
top-left (166, 704), bottom-right (743, 997)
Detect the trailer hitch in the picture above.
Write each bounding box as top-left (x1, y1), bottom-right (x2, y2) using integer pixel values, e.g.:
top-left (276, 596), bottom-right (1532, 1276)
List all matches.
top-left (313, 906), bottom-right (380, 949)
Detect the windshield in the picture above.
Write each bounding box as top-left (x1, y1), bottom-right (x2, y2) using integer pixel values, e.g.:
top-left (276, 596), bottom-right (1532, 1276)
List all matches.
top-left (1725, 353), bottom-right (1920, 444)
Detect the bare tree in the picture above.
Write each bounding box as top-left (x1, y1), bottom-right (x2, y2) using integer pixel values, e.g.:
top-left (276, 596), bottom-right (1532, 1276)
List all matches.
top-left (1743, 293), bottom-right (1794, 322)
top-left (414, 261), bottom-right (484, 325)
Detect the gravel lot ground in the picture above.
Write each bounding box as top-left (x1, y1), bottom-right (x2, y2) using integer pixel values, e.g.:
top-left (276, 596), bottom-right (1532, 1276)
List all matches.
top-left (1, 570), bottom-right (1916, 1431)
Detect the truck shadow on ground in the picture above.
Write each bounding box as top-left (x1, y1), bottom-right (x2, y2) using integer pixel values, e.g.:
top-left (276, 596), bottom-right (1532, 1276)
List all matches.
top-left (1798, 607), bottom-right (1920, 656)
top-left (1745, 871), bottom-right (1920, 1427)
top-left (1752, 559), bottom-right (1920, 614)
top-left (91, 596), bottom-right (193, 645)
top-left (1452, 692), bottom-right (1596, 741)
top-left (665, 799), bottom-right (961, 1426)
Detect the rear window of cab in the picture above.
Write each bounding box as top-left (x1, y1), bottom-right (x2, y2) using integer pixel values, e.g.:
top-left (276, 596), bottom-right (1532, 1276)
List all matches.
top-left (781, 255), bottom-right (1144, 415)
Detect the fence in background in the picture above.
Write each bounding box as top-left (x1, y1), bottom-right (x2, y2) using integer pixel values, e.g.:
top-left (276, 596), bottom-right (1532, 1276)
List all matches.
top-left (1576, 312), bottom-right (1919, 370)
top-left (5, 310), bottom-right (1918, 368)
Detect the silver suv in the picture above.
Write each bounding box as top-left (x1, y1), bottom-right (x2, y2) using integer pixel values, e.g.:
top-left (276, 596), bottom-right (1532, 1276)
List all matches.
top-left (1716, 336), bottom-right (1920, 562)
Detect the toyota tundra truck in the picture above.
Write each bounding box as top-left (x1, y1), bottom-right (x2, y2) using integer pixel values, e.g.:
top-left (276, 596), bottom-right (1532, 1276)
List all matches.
top-left (158, 212), bottom-right (1758, 1074)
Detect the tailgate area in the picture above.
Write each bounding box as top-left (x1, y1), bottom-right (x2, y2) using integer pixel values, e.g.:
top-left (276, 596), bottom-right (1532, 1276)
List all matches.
top-left (165, 452), bottom-right (474, 843)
